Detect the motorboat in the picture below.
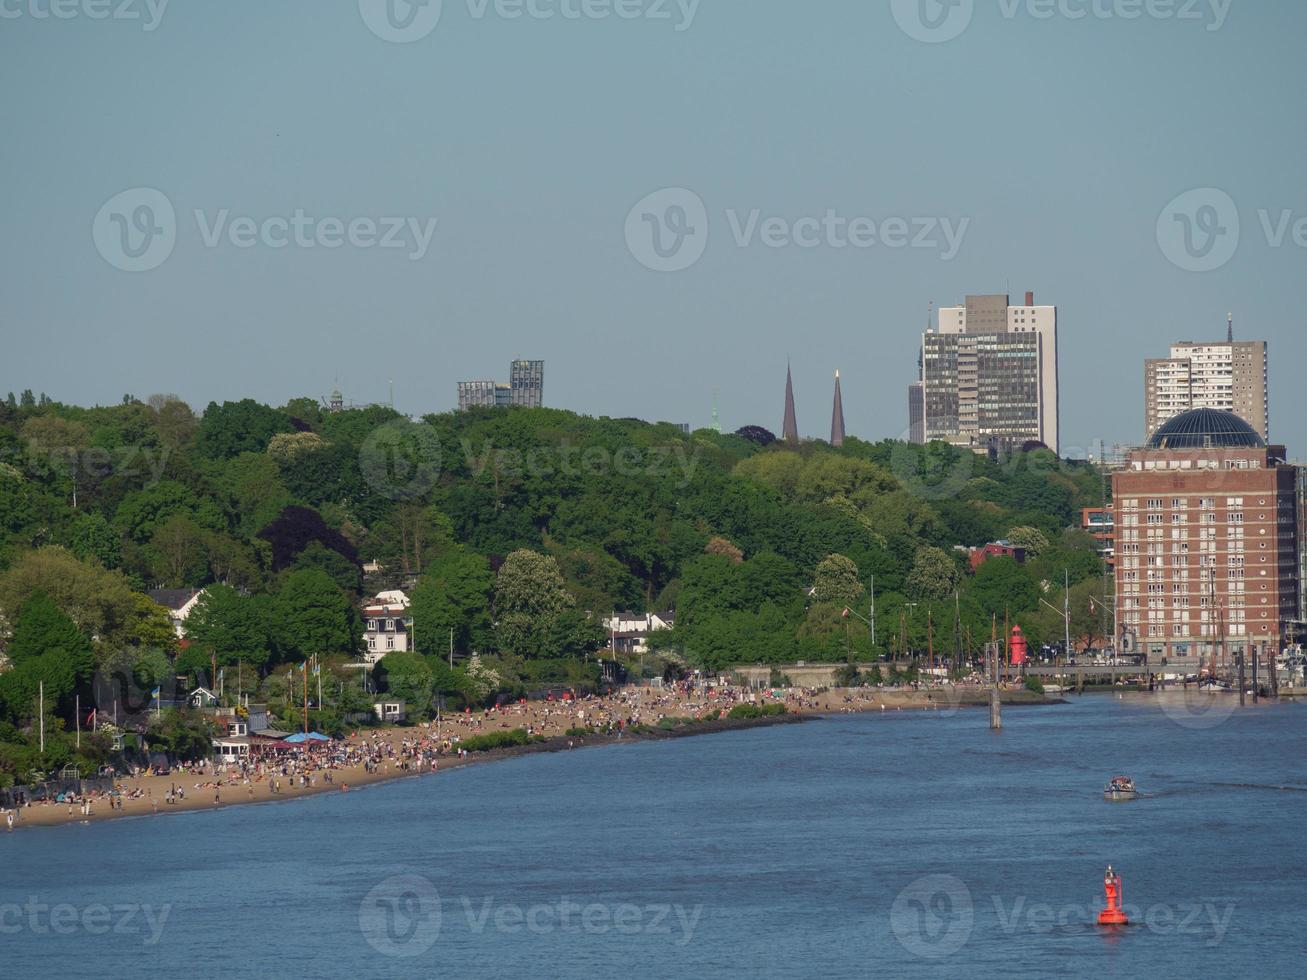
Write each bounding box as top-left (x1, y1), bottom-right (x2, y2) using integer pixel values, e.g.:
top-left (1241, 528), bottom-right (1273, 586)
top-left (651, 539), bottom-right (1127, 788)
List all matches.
top-left (1103, 776), bottom-right (1138, 802)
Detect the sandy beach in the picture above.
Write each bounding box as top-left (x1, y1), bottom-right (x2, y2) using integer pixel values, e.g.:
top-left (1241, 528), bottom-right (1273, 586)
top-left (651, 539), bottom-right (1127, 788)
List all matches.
top-left (2, 684), bottom-right (1053, 833)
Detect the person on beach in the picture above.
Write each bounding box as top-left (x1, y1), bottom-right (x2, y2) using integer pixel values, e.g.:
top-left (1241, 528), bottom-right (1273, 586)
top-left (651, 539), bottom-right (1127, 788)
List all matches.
top-left (5, 809), bottom-right (12, 832)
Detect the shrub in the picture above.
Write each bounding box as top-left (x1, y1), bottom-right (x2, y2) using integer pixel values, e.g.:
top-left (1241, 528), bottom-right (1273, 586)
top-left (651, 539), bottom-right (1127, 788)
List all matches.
top-left (457, 729), bottom-right (532, 752)
top-left (727, 703), bottom-right (787, 720)
top-left (1024, 677), bottom-right (1046, 695)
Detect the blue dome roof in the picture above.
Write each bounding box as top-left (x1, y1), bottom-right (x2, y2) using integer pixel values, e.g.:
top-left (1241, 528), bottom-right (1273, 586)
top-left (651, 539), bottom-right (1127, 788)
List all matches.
top-left (1147, 408), bottom-right (1264, 450)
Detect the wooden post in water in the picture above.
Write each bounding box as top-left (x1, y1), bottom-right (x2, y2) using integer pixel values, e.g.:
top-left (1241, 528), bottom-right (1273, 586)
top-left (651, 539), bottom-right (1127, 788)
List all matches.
top-left (1268, 634), bottom-right (1279, 700)
top-left (988, 642), bottom-right (1002, 731)
top-left (1238, 651), bottom-right (1246, 707)
top-left (1252, 642), bottom-right (1259, 703)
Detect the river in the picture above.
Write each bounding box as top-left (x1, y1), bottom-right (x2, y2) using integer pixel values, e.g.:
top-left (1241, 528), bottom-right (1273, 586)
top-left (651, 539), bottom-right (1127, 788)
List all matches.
top-left (3, 693), bottom-right (1303, 977)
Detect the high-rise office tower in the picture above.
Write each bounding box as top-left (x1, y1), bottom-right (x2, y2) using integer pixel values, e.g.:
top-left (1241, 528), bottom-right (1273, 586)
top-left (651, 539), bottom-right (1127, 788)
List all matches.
top-left (1144, 317), bottom-right (1267, 441)
top-left (921, 292), bottom-right (1060, 454)
top-left (458, 360), bottom-right (544, 411)
top-left (1113, 408), bottom-right (1298, 661)
top-left (510, 359), bottom-right (545, 408)
top-left (907, 382), bottom-right (925, 444)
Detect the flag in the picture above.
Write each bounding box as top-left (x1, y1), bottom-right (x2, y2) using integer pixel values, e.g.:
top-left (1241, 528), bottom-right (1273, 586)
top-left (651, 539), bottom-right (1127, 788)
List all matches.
top-left (217, 668), bottom-right (225, 684)
top-left (841, 608), bottom-right (850, 618)
top-left (151, 687), bottom-right (161, 701)
top-left (299, 662), bottom-right (307, 673)
top-left (312, 663), bottom-right (320, 676)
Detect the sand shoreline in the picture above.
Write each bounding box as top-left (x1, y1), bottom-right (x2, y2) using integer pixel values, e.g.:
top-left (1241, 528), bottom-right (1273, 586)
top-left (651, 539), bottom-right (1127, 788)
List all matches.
top-left (1, 687), bottom-right (1057, 834)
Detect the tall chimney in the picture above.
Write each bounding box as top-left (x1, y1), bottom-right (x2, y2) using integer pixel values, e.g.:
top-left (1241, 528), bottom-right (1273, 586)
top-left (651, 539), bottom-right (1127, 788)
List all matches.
top-left (1025, 291), bottom-right (1034, 307)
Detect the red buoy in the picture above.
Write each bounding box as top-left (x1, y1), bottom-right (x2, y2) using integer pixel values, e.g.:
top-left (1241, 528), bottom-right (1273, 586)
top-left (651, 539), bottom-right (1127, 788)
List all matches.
top-left (1097, 866), bottom-right (1128, 926)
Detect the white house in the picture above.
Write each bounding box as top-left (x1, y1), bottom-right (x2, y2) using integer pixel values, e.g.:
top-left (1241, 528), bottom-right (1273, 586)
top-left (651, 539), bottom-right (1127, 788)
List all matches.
top-left (373, 701), bottom-right (407, 724)
top-left (601, 611), bottom-right (675, 655)
top-left (148, 588), bottom-right (206, 638)
top-left (363, 590), bottom-right (413, 664)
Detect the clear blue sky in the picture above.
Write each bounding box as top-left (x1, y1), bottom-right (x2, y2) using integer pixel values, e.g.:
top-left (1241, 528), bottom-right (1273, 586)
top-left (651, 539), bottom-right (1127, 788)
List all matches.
top-left (2, 1), bottom-right (1303, 454)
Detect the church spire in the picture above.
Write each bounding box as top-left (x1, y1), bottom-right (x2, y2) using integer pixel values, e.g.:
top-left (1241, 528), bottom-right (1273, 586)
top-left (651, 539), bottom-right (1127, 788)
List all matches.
top-left (830, 370), bottom-right (845, 447)
top-left (782, 362), bottom-right (799, 443)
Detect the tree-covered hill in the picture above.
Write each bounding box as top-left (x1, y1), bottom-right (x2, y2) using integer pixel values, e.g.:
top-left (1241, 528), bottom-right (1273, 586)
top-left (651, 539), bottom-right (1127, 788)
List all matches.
top-left (0, 390), bottom-right (1108, 778)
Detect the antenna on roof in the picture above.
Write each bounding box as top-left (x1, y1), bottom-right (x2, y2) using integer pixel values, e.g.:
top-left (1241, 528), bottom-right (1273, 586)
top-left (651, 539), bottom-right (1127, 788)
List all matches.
top-left (1227, 312), bottom-right (1234, 344)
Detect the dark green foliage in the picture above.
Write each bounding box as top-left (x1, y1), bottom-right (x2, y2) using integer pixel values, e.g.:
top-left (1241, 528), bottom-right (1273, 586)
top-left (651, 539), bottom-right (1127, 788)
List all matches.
top-left (726, 702), bottom-right (787, 720)
top-left (457, 729), bottom-right (534, 752)
top-left (194, 400), bottom-right (293, 459)
top-left (0, 395), bottom-right (1104, 750)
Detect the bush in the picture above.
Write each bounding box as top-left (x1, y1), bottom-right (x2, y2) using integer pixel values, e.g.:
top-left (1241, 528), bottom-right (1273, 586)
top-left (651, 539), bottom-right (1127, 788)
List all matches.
top-left (564, 727), bottom-right (589, 738)
top-left (1024, 676), bottom-right (1046, 695)
top-left (727, 703), bottom-right (787, 720)
top-left (457, 729), bottom-right (533, 753)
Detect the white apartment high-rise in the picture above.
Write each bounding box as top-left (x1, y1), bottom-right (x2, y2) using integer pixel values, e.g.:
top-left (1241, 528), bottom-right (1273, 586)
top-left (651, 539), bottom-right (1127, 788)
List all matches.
top-left (1144, 318), bottom-right (1267, 441)
top-left (921, 292), bottom-right (1060, 454)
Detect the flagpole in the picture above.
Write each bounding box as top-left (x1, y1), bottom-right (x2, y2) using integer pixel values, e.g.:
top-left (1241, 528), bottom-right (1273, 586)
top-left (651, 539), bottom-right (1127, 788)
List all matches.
top-left (39, 681), bottom-right (44, 753)
top-left (302, 663), bottom-right (308, 734)
top-left (76, 694), bottom-right (81, 748)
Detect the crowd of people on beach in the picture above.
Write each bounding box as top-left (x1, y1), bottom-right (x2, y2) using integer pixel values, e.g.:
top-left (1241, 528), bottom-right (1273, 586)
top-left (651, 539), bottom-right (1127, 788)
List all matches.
top-left (2, 676), bottom-right (986, 829)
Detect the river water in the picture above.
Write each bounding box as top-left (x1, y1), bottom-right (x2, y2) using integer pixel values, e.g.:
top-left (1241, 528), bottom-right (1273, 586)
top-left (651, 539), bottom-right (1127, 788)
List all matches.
top-left (3, 694), bottom-right (1304, 978)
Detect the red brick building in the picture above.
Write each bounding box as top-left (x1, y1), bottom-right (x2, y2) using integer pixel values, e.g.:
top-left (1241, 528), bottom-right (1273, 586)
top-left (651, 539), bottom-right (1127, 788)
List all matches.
top-left (1112, 408), bottom-right (1300, 662)
top-left (968, 541), bottom-right (1027, 572)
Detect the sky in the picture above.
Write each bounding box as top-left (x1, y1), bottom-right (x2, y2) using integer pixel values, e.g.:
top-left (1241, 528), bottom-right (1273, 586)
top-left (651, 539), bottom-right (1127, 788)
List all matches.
top-left (2, 0), bottom-right (1304, 456)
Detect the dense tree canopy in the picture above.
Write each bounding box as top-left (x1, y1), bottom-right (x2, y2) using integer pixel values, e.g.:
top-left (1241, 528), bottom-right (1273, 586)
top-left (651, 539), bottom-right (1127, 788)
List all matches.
top-left (0, 393), bottom-right (1108, 769)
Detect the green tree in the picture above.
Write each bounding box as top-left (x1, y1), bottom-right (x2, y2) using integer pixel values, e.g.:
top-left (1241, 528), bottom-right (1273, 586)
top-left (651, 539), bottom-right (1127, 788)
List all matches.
top-left (1006, 526), bottom-right (1051, 557)
top-left (194, 399), bottom-right (293, 459)
top-left (906, 546), bottom-right (960, 601)
top-left (275, 569), bottom-right (359, 663)
top-left (184, 585), bottom-right (274, 670)
top-left (7, 592), bottom-right (93, 667)
top-left (67, 512), bottom-right (122, 569)
top-left (374, 651), bottom-right (434, 718)
top-left (410, 550), bottom-right (494, 658)
top-left (968, 557), bottom-right (1040, 618)
top-left (812, 554), bottom-right (863, 605)
top-left (494, 550), bottom-right (573, 657)
top-left (149, 514), bottom-right (210, 587)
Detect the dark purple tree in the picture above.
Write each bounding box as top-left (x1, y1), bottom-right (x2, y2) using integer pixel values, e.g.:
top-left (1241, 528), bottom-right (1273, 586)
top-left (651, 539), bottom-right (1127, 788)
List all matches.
top-left (735, 425), bottom-right (777, 447)
top-left (257, 505), bottom-right (359, 571)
